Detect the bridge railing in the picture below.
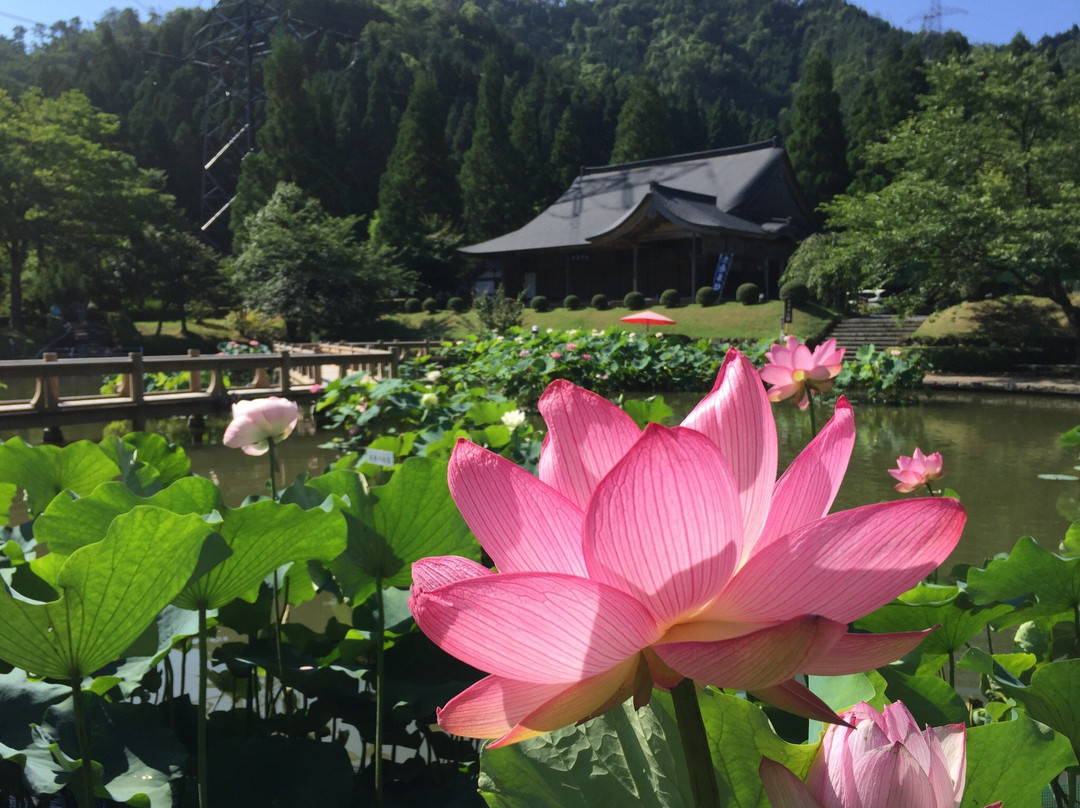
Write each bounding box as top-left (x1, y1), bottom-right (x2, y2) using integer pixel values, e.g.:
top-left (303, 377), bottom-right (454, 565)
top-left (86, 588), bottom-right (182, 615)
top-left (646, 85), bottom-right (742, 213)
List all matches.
top-left (0, 347), bottom-right (396, 431)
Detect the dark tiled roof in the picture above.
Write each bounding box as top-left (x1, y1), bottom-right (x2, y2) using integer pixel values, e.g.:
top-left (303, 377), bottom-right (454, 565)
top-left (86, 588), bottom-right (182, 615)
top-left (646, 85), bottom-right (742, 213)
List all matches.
top-left (461, 140), bottom-right (814, 254)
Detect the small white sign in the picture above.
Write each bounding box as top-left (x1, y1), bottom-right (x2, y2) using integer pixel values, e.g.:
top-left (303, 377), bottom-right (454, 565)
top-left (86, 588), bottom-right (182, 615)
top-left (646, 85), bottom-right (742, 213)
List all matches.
top-left (363, 448), bottom-right (396, 467)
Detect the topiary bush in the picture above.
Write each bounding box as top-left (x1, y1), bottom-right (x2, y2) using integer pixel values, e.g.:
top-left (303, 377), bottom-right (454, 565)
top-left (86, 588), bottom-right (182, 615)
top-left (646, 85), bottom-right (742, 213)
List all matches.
top-left (404, 298), bottom-right (422, 314)
top-left (736, 283), bottom-right (760, 306)
top-left (696, 286), bottom-right (718, 307)
top-left (779, 281), bottom-right (810, 307)
top-left (422, 297), bottom-right (439, 314)
top-left (623, 291), bottom-right (646, 310)
top-left (659, 288), bottom-right (681, 308)
top-left (591, 294), bottom-right (608, 311)
top-left (447, 296), bottom-right (468, 313)
top-left (563, 294), bottom-right (580, 311)
top-left (531, 295), bottom-right (549, 312)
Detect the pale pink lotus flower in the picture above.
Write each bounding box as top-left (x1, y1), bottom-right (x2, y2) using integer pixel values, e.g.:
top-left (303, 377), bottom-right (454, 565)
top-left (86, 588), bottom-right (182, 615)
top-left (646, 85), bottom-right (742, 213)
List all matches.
top-left (223, 397), bottom-right (298, 456)
top-left (760, 336), bottom-right (845, 409)
top-left (760, 701), bottom-right (1001, 808)
top-left (889, 448), bottom-right (945, 493)
top-left (409, 350), bottom-right (965, 747)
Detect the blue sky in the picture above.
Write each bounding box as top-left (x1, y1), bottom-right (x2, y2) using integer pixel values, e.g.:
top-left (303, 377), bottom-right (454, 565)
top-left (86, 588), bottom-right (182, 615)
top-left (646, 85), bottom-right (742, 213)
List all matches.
top-left (1, 0), bottom-right (1078, 45)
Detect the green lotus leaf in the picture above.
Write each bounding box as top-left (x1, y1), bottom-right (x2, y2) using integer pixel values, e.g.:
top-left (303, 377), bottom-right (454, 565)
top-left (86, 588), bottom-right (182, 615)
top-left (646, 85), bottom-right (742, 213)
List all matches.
top-left (307, 459), bottom-right (477, 601)
top-left (36, 476), bottom-right (224, 557)
top-left (964, 715), bottom-right (1076, 808)
top-left (957, 647), bottom-right (1036, 682)
top-left (990, 657), bottom-right (1080, 763)
top-left (39, 693), bottom-right (186, 808)
top-left (0, 507), bottom-right (217, 680)
top-left (0, 438), bottom-right (119, 517)
top-left (877, 667), bottom-right (967, 726)
top-left (205, 736), bottom-right (354, 808)
top-left (0, 669), bottom-right (70, 794)
top-left (0, 482), bottom-right (15, 524)
top-left (480, 689), bottom-right (816, 808)
top-left (807, 671), bottom-right (888, 742)
top-left (99, 433), bottom-right (192, 497)
top-left (855, 583), bottom-right (1014, 665)
top-left (965, 536), bottom-right (1080, 625)
top-left (172, 496), bottom-right (346, 611)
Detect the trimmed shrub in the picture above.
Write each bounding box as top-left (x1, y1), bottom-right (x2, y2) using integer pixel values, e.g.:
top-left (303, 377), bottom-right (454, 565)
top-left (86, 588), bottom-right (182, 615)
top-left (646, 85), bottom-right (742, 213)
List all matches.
top-left (736, 283), bottom-right (760, 306)
top-left (659, 288), bottom-right (681, 308)
top-left (531, 295), bottom-right (549, 312)
top-left (563, 294), bottom-right (581, 311)
top-left (447, 296), bottom-right (468, 313)
top-left (696, 286), bottom-right (718, 307)
top-left (421, 297), bottom-right (439, 314)
top-left (591, 294), bottom-right (608, 311)
top-left (779, 281), bottom-right (810, 306)
top-left (623, 291), bottom-right (646, 310)
top-left (404, 298), bottom-right (422, 313)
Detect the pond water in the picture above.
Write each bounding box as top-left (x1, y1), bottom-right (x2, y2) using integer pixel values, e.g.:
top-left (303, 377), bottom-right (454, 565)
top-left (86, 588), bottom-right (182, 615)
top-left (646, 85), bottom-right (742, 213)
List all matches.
top-left (4, 390), bottom-right (1079, 568)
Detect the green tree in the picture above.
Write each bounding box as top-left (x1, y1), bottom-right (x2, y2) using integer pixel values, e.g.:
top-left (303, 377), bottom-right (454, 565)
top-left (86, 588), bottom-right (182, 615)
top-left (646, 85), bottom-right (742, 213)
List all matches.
top-left (788, 50), bottom-right (1080, 355)
top-left (0, 87), bottom-right (169, 331)
top-left (232, 183), bottom-right (412, 341)
top-left (786, 52), bottom-right (849, 212)
top-left (610, 73), bottom-right (672, 164)
top-left (373, 70), bottom-right (458, 292)
top-left (459, 56), bottom-right (520, 242)
top-left (548, 107), bottom-right (581, 193)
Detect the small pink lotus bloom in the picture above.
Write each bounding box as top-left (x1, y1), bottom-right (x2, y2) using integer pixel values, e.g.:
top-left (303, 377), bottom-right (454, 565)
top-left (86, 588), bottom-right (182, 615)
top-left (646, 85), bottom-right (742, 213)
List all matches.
top-left (566, 343), bottom-right (578, 350)
top-left (760, 701), bottom-right (1001, 808)
top-left (890, 448), bottom-right (945, 493)
top-left (410, 350), bottom-right (965, 747)
top-left (582, 354), bottom-right (591, 361)
top-left (249, 339), bottom-right (260, 347)
top-left (550, 351), bottom-right (563, 359)
top-left (760, 336), bottom-right (845, 409)
top-left (223, 397), bottom-right (298, 456)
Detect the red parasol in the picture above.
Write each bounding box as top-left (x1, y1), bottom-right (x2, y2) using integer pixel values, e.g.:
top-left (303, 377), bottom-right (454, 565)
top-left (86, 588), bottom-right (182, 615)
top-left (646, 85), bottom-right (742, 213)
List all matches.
top-left (619, 309), bottom-right (676, 331)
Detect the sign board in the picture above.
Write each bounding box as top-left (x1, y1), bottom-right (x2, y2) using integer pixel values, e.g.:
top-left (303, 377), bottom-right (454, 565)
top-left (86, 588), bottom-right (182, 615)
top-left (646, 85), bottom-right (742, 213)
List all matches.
top-left (362, 448), bottom-right (396, 468)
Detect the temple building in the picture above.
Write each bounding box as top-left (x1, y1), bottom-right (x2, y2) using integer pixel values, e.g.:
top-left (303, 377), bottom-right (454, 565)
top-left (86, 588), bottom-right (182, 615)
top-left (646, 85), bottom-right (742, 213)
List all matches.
top-left (461, 139), bottom-right (817, 302)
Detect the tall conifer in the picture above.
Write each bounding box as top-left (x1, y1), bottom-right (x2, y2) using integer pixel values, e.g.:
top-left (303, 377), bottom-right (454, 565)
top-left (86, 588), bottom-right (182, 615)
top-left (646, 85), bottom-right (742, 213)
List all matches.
top-left (786, 51), bottom-right (849, 212)
top-left (610, 73), bottom-right (672, 164)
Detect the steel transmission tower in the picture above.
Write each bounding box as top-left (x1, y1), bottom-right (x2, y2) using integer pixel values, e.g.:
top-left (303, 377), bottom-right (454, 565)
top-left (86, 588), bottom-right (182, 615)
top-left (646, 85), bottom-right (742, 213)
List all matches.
top-left (908, 0), bottom-right (967, 35)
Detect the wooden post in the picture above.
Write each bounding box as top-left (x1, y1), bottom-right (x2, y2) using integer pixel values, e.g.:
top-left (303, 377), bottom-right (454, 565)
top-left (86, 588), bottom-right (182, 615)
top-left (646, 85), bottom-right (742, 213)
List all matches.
top-left (280, 350), bottom-right (291, 392)
top-left (32, 353), bottom-right (60, 411)
top-left (129, 352), bottom-right (146, 431)
top-left (187, 349), bottom-right (202, 393)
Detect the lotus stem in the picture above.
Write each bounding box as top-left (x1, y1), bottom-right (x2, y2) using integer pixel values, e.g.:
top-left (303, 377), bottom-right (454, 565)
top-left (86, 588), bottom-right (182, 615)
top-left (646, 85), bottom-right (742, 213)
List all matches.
top-left (806, 390), bottom-right (818, 437)
top-left (374, 577), bottom-right (386, 807)
top-left (670, 678), bottom-right (721, 808)
top-left (198, 604), bottom-right (209, 808)
top-left (70, 677), bottom-right (95, 808)
top-left (267, 437), bottom-right (278, 502)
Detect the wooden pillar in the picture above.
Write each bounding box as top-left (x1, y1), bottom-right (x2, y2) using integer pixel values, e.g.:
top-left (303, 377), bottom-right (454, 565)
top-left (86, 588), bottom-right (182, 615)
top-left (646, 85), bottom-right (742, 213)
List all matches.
top-left (632, 245), bottom-right (639, 293)
top-left (128, 352), bottom-right (146, 431)
top-left (187, 349), bottom-right (202, 393)
top-left (279, 350), bottom-right (291, 392)
top-left (690, 235), bottom-right (698, 295)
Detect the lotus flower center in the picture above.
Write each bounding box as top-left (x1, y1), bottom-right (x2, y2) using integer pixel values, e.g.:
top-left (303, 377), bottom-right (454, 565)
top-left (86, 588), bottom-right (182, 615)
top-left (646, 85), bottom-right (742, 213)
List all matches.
top-left (791, 369), bottom-right (807, 382)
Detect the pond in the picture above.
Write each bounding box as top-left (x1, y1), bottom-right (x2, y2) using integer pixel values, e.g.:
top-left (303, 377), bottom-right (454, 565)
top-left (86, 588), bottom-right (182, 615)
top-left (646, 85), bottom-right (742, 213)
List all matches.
top-left (4, 390), bottom-right (1079, 568)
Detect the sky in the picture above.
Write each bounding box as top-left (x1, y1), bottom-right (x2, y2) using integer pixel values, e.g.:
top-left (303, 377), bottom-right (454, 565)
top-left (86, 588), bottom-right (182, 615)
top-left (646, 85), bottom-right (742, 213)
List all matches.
top-left (1, 0), bottom-right (1079, 45)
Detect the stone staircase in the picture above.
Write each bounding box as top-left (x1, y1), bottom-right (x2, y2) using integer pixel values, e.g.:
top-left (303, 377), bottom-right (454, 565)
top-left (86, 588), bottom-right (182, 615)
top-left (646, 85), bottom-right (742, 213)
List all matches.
top-left (824, 315), bottom-right (926, 352)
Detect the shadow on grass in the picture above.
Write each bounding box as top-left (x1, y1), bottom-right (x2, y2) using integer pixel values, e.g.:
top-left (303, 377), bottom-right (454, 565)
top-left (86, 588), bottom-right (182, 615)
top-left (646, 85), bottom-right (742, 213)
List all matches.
top-left (970, 298), bottom-right (1070, 343)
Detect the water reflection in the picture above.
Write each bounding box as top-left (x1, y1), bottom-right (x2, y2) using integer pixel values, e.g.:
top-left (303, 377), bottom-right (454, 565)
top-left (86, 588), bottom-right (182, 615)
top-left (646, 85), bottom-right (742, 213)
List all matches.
top-left (5, 391), bottom-right (1079, 566)
top-left (664, 390), bottom-right (1080, 568)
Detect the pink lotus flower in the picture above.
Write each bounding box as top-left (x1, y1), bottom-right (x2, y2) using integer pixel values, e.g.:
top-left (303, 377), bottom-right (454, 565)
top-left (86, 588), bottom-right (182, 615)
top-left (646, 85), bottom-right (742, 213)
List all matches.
top-left (409, 350), bottom-right (964, 747)
top-left (223, 397), bottom-right (298, 456)
top-left (889, 448), bottom-right (945, 493)
top-left (760, 701), bottom-right (1001, 808)
top-left (760, 336), bottom-right (845, 409)
top-left (550, 351), bottom-right (563, 359)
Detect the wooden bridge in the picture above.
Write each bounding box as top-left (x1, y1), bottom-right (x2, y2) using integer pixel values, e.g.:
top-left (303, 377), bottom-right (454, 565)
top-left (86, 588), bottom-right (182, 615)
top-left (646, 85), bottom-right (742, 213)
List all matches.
top-left (0, 342), bottom-right (436, 433)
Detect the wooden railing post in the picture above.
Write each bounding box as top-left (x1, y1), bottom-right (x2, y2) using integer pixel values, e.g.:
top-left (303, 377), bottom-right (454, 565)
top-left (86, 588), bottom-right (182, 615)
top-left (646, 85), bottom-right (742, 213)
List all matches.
top-left (280, 350), bottom-right (291, 392)
top-left (31, 353), bottom-right (60, 411)
top-left (128, 352), bottom-right (146, 431)
top-left (187, 349), bottom-right (202, 392)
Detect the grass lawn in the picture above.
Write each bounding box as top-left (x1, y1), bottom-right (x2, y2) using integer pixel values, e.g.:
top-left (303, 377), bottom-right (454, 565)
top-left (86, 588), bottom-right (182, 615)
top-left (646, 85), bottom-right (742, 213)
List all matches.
top-left (133, 318), bottom-right (236, 354)
top-left (379, 300), bottom-right (836, 342)
top-left (912, 295), bottom-right (1071, 342)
